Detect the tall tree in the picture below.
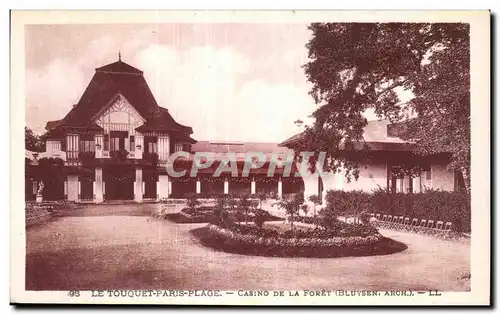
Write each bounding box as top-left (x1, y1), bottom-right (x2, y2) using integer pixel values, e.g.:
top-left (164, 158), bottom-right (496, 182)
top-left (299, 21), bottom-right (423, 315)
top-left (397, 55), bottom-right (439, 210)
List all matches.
top-left (299, 23), bottom-right (470, 189)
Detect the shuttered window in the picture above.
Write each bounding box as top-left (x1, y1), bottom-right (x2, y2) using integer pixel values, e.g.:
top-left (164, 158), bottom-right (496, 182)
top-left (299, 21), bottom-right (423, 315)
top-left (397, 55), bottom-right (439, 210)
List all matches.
top-left (103, 134), bottom-right (109, 151)
top-left (130, 136), bottom-right (135, 151)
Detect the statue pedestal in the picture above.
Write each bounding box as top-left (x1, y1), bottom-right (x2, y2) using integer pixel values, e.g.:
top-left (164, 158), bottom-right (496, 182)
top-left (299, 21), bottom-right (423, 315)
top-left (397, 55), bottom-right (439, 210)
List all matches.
top-left (35, 194), bottom-right (43, 203)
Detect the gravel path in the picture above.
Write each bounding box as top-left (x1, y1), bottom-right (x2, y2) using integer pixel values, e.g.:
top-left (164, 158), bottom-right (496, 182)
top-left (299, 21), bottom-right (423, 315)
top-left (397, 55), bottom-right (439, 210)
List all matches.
top-left (25, 204), bottom-right (470, 291)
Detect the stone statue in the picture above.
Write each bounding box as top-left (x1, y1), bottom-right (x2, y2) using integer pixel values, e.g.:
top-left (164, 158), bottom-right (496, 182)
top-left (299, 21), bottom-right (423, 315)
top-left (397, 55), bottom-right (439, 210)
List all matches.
top-left (36, 181), bottom-right (44, 203)
top-left (37, 181), bottom-right (44, 195)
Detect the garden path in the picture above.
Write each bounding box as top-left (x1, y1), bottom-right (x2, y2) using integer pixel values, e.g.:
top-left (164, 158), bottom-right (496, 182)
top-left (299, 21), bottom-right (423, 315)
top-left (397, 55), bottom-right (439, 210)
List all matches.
top-left (26, 204), bottom-right (470, 291)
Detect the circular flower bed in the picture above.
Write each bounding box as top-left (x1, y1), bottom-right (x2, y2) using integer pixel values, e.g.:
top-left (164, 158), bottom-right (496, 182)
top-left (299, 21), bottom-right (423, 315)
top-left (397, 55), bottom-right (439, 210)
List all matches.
top-left (208, 223), bottom-right (382, 246)
top-left (191, 223), bottom-right (407, 258)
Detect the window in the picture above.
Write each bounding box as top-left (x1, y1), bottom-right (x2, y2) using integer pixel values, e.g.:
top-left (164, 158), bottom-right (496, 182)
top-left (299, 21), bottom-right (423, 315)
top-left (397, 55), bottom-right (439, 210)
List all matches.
top-left (148, 142), bottom-right (157, 153)
top-left (110, 137), bottom-right (120, 151)
top-left (103, 134), bottom-right (109, 151)
top-left (426, 169), bottom-right (432, 180)
top-left (454, 170), bottom-right (466, 191)
top-left (79, 140), bottom-right (95, 152)
top-left (129, 136), bottom-right (135, 151)
top-left (144, 136), bottom-right (157, 153)
top-left (66, 134), bottom-right (79, 160)
top-left (175, 143), bottom-right (183, 153)
top-left (79, 135), bottom-right (95, 152)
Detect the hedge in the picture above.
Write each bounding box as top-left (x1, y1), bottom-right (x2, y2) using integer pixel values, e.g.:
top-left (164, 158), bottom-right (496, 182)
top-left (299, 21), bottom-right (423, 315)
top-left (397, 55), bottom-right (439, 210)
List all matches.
top-left (324, 189), bottom-right (471, 232)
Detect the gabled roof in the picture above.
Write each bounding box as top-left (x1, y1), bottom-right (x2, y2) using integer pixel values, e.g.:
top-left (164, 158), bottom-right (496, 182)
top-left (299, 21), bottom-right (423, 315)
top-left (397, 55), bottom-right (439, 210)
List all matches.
top-left (279, 120), bottom-right (412, 151)
top-left (278, 131), bottom-right (305, 148)
top-left (135, 107), bottom-right (193, 135)
top-left (45, 58), bottom-right (194, 139)
top-left (45, 119), bottom-right (63, 131)
top-left (192, 141), bottom-right (291, 154)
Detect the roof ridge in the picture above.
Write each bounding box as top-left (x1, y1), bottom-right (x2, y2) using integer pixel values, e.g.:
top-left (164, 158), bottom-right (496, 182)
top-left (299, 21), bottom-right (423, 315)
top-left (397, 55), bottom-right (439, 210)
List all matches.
top-left (95, 60), bottom-right (143, 75)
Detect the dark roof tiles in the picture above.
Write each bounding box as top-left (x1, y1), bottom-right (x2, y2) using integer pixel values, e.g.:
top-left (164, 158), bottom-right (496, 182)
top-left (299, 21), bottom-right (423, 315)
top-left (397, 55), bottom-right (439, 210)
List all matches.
top-left (95, 60), bottom-right (143, 75)
top-left (279, 120), bottom-right (413, 152)
top-left (46, 59), bottom-right (193, 137)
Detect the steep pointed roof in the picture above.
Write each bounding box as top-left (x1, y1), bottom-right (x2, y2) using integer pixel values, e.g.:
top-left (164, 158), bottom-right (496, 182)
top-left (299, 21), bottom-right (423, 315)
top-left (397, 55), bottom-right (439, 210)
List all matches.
top-left (45, 58), bottom-right (194, 139)
top-left (95, 60), bottom-right (143, 75)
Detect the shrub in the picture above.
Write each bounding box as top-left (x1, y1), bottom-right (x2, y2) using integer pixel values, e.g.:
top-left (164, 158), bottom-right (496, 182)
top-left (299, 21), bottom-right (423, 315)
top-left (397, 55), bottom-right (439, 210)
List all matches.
top-left (275, 193), bottom-right (302, 230)
top-left (206, 224), bottom-right (381, 244)
top-left (78, 151), bottom-right (95, 164)
top-left (210, 203), bottom-right (233, 227)
top-left (323, 190), bottom-right (371, 224)
top-left (109, 149), bottom-right (129, 161)
top-left (324, 188), bottom-right (471, 232)
top-left (186, 193), bottom-right (201, 211)
top-left (238, 194), bottom-right (252, 224)
top-left (300, 204), bottom-right (309, 216)
top-left (253, 209), bottom-right (267, 229)
top-left (37, 157), bottom-right (65, 168)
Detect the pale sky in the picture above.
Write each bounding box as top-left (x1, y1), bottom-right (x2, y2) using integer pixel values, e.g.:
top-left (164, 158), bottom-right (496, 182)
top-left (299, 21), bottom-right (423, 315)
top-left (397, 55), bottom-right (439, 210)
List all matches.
top-left (25, 23), bottom-right (336, 143)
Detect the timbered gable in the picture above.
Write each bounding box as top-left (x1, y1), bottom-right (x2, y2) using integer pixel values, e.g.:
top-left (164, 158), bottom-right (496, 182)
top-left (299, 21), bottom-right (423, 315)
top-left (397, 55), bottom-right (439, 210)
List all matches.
top-left (93, 93), bottom-right (146, 134)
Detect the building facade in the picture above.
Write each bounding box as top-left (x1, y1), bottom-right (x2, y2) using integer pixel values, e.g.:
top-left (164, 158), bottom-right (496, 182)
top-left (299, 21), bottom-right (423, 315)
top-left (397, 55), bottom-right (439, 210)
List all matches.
top-left (279, 119), bottom-right (464, 205)
top-left (25, 58), bottom-right (462, 204)
top-left (25, 58), bottom-right (301, 203)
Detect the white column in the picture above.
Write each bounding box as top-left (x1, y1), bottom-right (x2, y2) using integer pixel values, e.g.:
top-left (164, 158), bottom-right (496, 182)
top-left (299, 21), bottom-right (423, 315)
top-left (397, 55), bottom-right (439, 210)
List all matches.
top-left (168, 180), bottom-right (172, 197)
top-left (94, 168), bottom-right (104, 203)
top-left (196, 179), bottom-right (201, 194)
top-left (395, 178), bottom-right (402, 193)
top-left (303, 174), bottom-right (319, 203)
top-left (95, 135), bottom-right (103, 158)
top-left (251, 177), bottom-right (256, 195)
top-left (277, 176), bottom-right (283, 199)
top-left (403, 175), bottom-right (411, 194)
top-left (224, 179), bottom-right (229, 194)
top-left (166, 135), bottom-right (170, 158)
top-left (78, 180), bottom-right (81, 201)
top-left (134, 168), bottom-right (143, 203)
top-left (67, 175), bottom-right (79, 202)
top-left (158, 175), bottom-right (170, 199)
top-left (413, 176), bottom-right (422, 193)
top-left (135, 135), bottom-right (143, 159)
top-left (32, 181), bottom-right (38, 195)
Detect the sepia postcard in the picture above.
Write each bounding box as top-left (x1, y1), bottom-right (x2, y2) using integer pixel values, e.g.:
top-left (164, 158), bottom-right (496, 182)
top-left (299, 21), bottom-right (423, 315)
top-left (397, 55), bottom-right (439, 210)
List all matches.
top-left (10, 10), bottom-right (490, 305)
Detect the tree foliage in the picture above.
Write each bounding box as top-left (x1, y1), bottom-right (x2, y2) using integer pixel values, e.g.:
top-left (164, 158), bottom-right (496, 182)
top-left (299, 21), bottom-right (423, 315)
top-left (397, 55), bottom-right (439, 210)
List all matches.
top-left (299, 23), bottom-right (470, 188)
top-left (275, 194), bottom-right (303, 230)
top-left (238, 194), bottom-right (252, 225)
top-left (25, 127), bottom-right (45, 152)
top-left (186, 193), bottom-right (201, 211)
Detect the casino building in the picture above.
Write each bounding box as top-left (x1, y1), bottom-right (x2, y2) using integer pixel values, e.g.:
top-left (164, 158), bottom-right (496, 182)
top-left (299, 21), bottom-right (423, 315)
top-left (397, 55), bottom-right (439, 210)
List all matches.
top-left (25, 57), bottom-right (302, 203)
top-left (25, 57), bottom-right (463, 204)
